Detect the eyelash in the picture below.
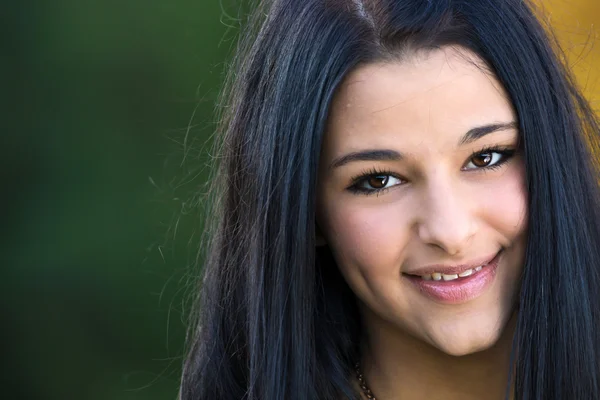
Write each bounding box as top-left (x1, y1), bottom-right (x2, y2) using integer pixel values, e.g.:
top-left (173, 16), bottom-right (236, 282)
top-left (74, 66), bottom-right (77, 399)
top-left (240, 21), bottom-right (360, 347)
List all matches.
top-left (347, 145), bottom-right (517, 196)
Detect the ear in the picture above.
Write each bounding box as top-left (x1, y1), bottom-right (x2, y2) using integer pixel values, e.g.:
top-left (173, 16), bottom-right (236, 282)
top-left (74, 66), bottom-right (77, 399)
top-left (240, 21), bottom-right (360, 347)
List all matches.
top-left (315, 223), bottom-right (328, 247)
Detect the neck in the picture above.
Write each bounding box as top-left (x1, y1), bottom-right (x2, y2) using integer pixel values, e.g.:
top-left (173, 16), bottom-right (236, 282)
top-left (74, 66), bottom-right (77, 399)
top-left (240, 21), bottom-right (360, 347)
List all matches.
top-left (359, 311), bottom-right (516, 400)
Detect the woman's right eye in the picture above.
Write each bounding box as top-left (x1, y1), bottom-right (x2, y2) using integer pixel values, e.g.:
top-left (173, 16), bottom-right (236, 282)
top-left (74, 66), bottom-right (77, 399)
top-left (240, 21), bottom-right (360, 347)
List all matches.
top-left (349, 173), bottom-right (404, 195)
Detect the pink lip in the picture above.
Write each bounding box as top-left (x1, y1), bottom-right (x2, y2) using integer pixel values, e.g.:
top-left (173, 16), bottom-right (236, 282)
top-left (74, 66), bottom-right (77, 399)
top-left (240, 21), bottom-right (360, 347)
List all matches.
top-left (405, 250), bottom-right (502, 304)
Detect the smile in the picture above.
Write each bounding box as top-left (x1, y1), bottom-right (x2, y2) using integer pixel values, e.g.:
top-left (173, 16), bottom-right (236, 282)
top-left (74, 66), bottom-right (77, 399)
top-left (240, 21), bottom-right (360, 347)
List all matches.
top-left (404, 250), bottom-right (503, 304)
top-left (420, 265), bottom-right (485, 281)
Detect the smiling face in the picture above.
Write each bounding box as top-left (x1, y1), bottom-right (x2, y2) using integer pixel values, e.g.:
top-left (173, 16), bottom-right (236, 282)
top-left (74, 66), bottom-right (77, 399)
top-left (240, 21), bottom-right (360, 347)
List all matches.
top-left (316, 46), bottom-right (527, 356)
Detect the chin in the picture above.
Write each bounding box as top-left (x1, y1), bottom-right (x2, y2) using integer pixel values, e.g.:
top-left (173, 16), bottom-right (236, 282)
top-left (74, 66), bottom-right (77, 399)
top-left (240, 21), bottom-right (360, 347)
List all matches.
top-left (426, 320), bottom-right (508, 357)
top-left (433, 337), bottom-right (496, 357)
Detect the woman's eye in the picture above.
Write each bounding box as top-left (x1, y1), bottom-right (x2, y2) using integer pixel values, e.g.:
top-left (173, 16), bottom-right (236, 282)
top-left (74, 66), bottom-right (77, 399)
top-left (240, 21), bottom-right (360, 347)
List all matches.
top-left (464, 151), bottom-right (507, 170)
top-left (353, 174), bottom-right (403, 192)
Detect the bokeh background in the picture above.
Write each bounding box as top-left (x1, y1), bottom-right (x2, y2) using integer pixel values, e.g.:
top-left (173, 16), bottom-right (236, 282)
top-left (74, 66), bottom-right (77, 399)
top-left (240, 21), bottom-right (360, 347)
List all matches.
top-left (4, 1), bottom-right (599, 399)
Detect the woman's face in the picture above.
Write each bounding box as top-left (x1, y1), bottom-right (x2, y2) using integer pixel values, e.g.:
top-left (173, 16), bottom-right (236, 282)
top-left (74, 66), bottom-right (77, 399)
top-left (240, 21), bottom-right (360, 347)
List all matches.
top-left (316, 46), bottom-right (527, 356)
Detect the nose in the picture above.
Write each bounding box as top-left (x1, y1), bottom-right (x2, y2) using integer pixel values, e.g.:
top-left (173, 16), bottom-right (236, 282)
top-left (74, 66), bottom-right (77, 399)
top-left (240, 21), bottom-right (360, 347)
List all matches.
top-left (416, 178), bottom-right (476, 256)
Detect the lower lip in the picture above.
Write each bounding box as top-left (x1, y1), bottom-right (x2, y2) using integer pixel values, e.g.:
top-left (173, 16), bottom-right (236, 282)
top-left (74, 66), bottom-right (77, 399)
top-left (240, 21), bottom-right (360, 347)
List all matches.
top-left (405, 251), bottom-right (502, 304)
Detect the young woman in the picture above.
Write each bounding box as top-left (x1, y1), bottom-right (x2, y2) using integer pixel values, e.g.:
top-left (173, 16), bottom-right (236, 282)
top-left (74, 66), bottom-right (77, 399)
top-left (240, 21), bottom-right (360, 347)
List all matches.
top-left (180, 0), bottom-right (600, 399)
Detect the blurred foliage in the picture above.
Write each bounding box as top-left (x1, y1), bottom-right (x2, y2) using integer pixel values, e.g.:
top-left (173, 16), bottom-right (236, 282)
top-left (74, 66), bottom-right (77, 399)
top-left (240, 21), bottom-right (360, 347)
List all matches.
top-left (5, 1), bottom-right (239, 399)
top-left (3, 1), bottom-right (598, 400)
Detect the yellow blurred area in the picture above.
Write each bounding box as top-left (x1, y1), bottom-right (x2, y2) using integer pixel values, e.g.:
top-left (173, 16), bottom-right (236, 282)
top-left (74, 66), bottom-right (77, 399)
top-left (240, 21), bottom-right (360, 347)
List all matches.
top-left (539, 0), bottom-right (600, 109)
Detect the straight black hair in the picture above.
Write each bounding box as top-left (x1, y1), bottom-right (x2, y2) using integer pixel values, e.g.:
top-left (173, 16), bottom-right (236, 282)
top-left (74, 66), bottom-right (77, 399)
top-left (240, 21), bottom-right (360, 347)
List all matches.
top-left (180, 0), bottom-right (600, 399)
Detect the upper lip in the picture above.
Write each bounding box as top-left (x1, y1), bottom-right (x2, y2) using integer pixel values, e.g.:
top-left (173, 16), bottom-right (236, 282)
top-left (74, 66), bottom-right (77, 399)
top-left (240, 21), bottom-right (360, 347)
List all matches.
top-left (404, 251), bottom-right (501, 276)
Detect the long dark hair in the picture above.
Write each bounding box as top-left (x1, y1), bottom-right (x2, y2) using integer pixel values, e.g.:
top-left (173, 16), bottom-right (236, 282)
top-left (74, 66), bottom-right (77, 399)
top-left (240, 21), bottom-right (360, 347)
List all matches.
top-left (180, 0), bottom-right (600, 398)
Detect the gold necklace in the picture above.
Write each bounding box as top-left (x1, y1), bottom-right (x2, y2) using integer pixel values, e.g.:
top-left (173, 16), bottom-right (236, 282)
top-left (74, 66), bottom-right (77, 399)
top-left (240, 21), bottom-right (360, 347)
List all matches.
top-left (355, 362), bottom-right (377, 400)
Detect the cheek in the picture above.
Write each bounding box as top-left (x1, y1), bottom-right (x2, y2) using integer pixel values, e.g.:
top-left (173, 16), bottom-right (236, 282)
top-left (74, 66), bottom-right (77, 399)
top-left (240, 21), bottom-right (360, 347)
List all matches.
top-left (321, 198), bottom-right (412, 276)
top-left (478, 164), bottom-right (528, 238)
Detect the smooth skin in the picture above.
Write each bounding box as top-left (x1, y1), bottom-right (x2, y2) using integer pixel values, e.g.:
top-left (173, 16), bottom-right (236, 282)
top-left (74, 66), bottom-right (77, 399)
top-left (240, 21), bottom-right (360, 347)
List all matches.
top-left (316, 46), bottom-right (527, 399)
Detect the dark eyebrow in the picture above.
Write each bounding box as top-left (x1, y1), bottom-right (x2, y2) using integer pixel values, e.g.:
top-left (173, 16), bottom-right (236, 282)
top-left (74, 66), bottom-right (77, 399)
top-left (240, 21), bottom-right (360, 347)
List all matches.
top-left (330, 122), bottom-right (518, 170)
top-left (458, 122), bottom-right (517, 145)
top-left (329, 149), bottom-right (402, 169)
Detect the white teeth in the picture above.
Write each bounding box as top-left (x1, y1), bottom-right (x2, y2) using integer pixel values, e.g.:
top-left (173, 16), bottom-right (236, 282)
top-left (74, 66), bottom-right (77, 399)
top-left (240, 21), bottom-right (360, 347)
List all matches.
top-left (421, 266), bottom-right (486, 281)
top-left (442, 273), bottom-right (459, 281)
top-left (458, 269), bottom-right (474, 277)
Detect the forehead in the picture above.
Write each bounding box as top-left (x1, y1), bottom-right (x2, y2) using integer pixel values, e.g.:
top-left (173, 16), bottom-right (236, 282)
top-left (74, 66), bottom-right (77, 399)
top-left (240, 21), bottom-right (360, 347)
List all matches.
top-left (324, 46), bottom-right (515, 154)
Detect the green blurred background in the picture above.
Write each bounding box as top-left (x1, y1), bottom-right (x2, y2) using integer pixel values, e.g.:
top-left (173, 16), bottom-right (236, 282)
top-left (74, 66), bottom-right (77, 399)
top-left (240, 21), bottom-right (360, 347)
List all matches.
top-left (4, 1), bottom-right (599, 399)
top-left (5, 1), bottom-right (234, 399)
